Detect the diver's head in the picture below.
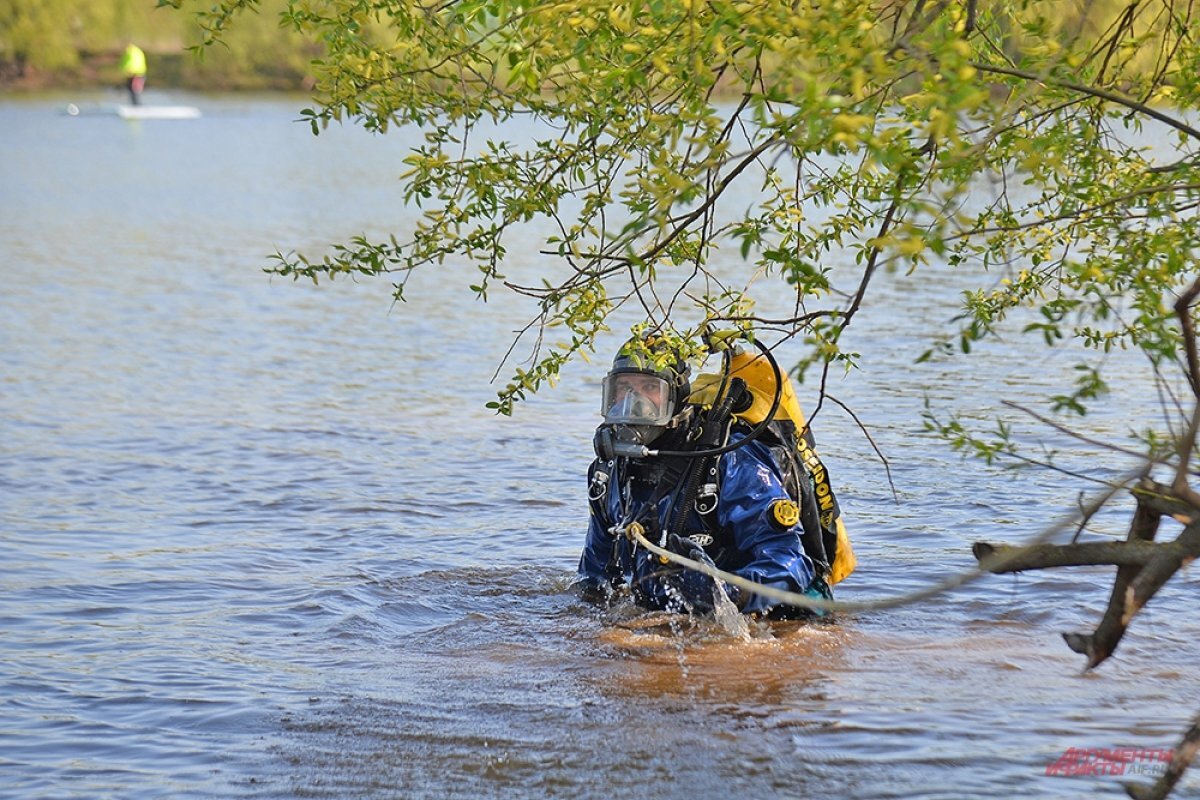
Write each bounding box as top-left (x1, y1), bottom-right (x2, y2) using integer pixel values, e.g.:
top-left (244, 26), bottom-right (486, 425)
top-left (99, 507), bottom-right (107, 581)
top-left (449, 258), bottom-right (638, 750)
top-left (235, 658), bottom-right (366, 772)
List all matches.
top-left (594, 338), bottom-right (691, 459)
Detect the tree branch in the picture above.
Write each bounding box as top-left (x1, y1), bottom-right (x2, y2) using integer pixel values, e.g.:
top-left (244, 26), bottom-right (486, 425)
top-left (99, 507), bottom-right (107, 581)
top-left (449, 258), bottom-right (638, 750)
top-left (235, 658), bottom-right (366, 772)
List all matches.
top-left (1132, 478), bottom-right (1200, 521)
top-left (1125, 711), bottom-right (1200, 800)
top-left (971, 539), bottom-right (1180, 570)
top-left (1063, 514), bottom-right (1200, 670)
top-left (971, 62), bottom-right (1200, 142)
top-left (1172, 277), bottom-right (1200, 508)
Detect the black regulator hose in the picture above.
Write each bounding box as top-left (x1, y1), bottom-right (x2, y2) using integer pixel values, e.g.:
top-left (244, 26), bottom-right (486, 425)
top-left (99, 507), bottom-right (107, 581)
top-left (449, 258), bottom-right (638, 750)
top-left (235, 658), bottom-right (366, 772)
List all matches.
top-left (649, 337), bottom-right (785, 459)
top-left (666, 364), bottom-right (742, 539)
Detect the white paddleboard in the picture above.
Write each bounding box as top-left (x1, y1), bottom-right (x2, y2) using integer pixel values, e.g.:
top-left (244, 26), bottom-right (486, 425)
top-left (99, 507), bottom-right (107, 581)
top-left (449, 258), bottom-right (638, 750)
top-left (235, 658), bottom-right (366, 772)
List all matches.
top-left (64, 103), bottom-right (202, 120)
top-left (115, 105), bottom-right (202, 120)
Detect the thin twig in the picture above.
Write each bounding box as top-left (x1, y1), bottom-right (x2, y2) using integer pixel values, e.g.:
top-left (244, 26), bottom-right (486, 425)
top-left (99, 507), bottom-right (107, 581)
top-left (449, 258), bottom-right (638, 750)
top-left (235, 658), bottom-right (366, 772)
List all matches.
top-left (972, 62), bottom-right (1200, 142)
top-left (1002, 400), bottom-right (1158, 463)
top-left (825, 393), bottom-right (899, 503)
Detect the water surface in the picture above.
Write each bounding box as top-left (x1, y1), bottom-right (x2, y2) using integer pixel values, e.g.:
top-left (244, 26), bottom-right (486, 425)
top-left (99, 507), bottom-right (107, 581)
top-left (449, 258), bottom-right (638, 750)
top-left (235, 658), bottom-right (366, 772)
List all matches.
top-left (1, 93), bottom-right (1197, 799)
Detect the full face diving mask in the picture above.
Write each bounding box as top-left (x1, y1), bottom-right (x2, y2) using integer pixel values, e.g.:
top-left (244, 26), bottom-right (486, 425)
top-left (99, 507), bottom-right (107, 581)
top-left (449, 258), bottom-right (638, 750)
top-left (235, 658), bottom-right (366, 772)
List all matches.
top-left (601, 371), bottom-right (674, 426)
top-left (594, 362), bottom-right (687, 459)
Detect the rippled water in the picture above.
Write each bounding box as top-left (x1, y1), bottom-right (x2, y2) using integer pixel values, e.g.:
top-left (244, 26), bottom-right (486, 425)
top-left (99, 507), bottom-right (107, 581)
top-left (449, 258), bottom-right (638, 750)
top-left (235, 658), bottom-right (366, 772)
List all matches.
top-left (1, 93), bottom-right (1197, 799)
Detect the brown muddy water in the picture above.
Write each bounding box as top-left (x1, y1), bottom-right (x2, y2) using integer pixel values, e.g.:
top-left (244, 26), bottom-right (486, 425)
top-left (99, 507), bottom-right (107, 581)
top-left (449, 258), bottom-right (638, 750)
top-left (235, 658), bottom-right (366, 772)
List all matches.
top-left (1, 93), bottom-right (1197, 799)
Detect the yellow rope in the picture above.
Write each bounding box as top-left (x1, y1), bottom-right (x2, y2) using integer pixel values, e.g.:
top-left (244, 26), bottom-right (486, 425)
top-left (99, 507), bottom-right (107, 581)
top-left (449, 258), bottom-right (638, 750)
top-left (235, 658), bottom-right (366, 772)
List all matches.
top-left (621, 469), bottom-right (1138, 615)
top-left (625, 522), bottom-right (836, 612)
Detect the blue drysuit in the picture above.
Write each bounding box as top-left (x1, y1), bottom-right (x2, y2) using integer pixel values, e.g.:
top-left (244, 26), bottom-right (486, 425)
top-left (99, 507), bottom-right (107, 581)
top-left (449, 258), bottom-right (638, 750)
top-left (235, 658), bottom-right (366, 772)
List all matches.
top-left (577, 432), bottom-right (818, 616)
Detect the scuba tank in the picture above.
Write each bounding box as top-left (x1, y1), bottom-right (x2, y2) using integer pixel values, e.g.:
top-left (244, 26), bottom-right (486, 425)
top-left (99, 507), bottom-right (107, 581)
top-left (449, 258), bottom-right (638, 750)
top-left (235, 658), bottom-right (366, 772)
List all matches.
top-left (688, 347), bottom-right (856, 585)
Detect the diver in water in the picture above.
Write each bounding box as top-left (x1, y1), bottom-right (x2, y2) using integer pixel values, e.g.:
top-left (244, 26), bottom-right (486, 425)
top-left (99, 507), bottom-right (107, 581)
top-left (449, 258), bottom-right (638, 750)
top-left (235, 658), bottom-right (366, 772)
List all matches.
top-left (576, 335), bottom-right (854, 618)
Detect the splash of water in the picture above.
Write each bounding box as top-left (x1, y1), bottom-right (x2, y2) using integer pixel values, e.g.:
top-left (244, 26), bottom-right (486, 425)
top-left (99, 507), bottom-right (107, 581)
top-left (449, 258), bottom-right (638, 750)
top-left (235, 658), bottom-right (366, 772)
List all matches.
top-left (711, 582), bottom-right (751, 640)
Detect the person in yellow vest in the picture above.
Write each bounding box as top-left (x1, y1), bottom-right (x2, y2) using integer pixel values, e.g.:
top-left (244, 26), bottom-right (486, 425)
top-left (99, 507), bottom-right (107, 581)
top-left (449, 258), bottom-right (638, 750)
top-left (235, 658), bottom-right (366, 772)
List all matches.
top-left (120, 44), bottom-right (147, 106)
top-left (576, 335), bottom-right (854, 618)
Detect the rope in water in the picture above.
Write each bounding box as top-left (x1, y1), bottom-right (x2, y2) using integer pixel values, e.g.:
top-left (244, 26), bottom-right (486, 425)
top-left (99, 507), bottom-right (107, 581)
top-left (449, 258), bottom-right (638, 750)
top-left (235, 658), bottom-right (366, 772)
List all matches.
top-left (624, 469), bottom-right (1138, 615)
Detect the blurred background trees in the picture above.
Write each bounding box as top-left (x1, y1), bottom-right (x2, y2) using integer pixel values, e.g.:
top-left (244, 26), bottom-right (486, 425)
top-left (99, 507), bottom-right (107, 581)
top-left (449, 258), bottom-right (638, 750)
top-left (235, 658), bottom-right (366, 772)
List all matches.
top-left (0, 0), bottom-right (319, 90)
top-left (0, 0), bottom-right (1185, 93)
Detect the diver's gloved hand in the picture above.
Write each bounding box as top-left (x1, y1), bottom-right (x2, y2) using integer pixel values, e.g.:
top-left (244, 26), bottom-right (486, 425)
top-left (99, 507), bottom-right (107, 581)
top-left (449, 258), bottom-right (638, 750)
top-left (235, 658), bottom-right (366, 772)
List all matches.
top-left (665, 534), bottom-right (718, 612)
top-left (666, 533), bottom-right (710, 564)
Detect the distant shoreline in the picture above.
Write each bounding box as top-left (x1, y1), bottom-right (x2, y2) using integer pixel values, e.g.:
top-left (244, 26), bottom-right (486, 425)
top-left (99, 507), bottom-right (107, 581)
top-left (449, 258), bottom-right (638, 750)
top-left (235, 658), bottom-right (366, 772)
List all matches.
top-left (0, 52), bottom-right (312, 95)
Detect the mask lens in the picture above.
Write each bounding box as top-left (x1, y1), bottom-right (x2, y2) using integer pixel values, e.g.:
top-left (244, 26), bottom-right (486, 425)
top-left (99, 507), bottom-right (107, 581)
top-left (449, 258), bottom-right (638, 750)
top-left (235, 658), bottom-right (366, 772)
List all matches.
top-left (602, 372), bottom-right (673, 425)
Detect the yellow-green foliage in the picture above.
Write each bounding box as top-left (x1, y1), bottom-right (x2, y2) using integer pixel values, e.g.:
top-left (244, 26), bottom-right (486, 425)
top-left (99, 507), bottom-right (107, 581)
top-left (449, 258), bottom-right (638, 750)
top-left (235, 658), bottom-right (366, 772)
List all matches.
top-left (216, 0), bottom-right (1200, 420)
top-left (52, 0), bottom-right (1200, 434)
